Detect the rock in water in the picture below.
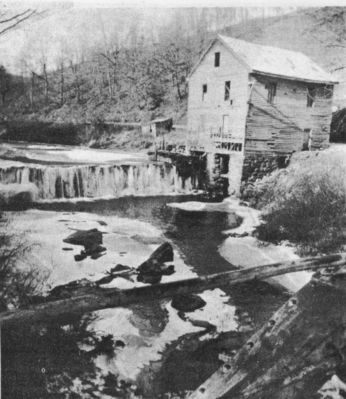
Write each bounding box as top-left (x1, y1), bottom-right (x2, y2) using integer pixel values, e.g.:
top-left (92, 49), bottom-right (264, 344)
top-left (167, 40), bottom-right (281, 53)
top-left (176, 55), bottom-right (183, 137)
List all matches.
top-left (136, 243), bottom-right (175, 284)
top-left (137, 242), bottom-right (173, 272)
top-left (111, 264), bottom-right (132, 273)
top-left (171, 294), bottom-right (207, 312)
top-left (160, 264), bottom-right (175, 275)
top-left (93, 334), bottom-right (115, 356)
top-left (115, 340), bottom-right (126, 349)
top-left (63, 228), bottom-right (103, 250)
top-left (74, 253), bottom-right (87, 262)
top-left (151, 242), bottom-right (174, 263)
top-left (64, 229), bottom-right (106, 260)
top-left (137, 273), bottom-right (162, 285)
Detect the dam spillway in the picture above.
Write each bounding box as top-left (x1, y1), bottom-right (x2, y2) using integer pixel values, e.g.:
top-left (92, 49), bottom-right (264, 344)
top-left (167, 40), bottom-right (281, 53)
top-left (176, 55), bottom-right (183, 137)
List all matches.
top-left (0, 162), bottom-right (199, 200)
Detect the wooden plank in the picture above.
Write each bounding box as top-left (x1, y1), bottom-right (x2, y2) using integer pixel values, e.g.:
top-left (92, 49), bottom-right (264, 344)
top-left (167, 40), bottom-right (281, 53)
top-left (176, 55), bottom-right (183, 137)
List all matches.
top-left (188, 268), bottom-right (346, 399)
top-left (1, 254), bottom-right (346, 328)
top-left (245, 77), bottom-right (333, 155)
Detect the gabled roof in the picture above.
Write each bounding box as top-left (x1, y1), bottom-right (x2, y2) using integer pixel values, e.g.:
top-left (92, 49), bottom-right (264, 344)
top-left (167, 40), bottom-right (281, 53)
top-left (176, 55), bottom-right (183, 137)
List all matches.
top-left (191, 34), bottom-right (338, 85)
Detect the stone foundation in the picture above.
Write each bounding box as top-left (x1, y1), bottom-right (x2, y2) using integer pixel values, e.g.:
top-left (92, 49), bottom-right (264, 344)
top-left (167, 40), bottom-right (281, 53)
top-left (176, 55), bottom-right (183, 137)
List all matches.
top-left (240, 153), bottom-right (291, 196)
top-left (206, 153), bottom-right (230, 198)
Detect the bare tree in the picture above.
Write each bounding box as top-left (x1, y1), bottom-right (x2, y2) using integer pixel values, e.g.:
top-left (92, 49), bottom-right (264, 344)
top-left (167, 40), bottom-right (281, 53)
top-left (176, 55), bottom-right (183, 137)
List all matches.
top-left (0, 65), bottom-right (11, 104)
top-left (0, 7), bottom-right (37, 36)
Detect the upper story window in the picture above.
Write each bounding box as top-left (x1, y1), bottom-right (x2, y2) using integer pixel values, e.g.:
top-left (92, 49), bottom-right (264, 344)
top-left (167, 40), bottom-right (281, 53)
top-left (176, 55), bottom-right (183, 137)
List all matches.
top-left (224, 81), bottom-right (231, 101)
top-left (214, 52), bottom-right (220, 67)
top-left (307, 87), bottom-right (316, 107)
top-left (266, 82), bottom-right (277, 104)
top-left (202, 84), bottom-right (207, 101)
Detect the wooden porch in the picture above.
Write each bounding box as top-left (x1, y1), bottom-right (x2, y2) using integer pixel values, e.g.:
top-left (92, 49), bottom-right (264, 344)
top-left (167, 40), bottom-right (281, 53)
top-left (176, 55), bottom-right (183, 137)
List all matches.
top-left (156, 127), bottom-right (244, 156)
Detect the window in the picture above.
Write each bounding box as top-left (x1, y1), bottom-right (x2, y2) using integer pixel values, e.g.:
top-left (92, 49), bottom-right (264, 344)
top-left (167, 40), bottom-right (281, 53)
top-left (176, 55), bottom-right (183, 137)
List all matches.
top-left (202, 84), bottom-right (207, 101)
top-left (200, 114), bottom-right (206, 131)
top-left (307, 87), bottom-right (316, 107)
top-left (222, 115), bottom-right (230, 134)
top-left (224, 81), bottom-right (231, 101)
top-left (266, 82), bottom-right (277, 104)
top-left (214, 52), bottom-right (220, 67)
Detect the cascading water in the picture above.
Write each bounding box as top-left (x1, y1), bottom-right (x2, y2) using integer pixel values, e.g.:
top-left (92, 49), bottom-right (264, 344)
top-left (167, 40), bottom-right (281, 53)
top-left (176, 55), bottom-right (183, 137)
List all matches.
top-left (0, 162), bottom-right (199, 201)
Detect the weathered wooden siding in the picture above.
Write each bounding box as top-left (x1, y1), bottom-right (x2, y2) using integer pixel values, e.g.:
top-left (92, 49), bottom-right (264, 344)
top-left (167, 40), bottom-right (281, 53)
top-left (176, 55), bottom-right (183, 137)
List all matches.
top-left (187, 40), bottom-right (250, 147)
top-left (245, 75), bottom-right (334, 154)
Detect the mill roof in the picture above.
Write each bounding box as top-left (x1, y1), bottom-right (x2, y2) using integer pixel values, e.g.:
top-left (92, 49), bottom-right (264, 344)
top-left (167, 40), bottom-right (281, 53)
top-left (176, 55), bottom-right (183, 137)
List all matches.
top-left (192, 34), bottom-right (338, 85)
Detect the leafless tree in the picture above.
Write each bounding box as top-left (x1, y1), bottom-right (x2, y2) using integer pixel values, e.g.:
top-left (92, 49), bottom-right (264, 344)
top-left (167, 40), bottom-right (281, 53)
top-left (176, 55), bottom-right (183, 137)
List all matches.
top-left (0, 7), bottom-right (37, 36)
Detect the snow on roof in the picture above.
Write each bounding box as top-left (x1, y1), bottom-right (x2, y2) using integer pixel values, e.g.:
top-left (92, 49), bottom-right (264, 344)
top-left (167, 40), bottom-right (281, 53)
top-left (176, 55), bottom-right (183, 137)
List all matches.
top-left (217, 34), bottom-right (338, 84)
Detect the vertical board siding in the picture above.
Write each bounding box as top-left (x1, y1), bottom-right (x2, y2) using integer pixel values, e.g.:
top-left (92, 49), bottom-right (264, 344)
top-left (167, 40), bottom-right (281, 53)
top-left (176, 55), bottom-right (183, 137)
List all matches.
top-left (245, 75), bottom-right (333, 155)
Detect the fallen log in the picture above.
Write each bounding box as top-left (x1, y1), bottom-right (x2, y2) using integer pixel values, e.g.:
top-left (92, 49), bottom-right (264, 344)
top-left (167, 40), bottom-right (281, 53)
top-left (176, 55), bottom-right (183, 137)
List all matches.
top-left (1, 253), bottom-right (346, 329)
top-left (188, 268), bottom-right (346, 399)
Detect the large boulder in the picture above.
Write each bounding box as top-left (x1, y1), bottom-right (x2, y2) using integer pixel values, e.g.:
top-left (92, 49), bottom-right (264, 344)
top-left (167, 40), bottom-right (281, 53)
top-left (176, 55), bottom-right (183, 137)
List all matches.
top-left (136, 242), bottom-right (175, 284)
top-left (63, 228), bottom-right (104, 251)
top-left (137, 242), bottom-right (174, 274)
top-left (63, 228), bottom-right (106, 261)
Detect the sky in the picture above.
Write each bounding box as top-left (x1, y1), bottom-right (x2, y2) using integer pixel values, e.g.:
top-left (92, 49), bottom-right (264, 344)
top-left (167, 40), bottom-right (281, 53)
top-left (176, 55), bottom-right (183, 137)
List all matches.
top-left (4, 0), bottom-right (346, 6)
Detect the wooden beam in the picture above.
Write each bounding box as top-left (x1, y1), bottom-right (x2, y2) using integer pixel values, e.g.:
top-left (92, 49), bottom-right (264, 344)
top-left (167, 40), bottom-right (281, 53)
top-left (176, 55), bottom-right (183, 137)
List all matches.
top-left (188, 267), bottom-right (346, 399)
top-left (1, 253), bottom-right (346, 328)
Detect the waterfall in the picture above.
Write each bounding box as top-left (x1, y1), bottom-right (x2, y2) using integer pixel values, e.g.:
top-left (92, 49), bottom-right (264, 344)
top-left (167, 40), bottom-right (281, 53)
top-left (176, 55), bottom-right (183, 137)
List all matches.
top-left (0, 162), bottom-right (199, 201)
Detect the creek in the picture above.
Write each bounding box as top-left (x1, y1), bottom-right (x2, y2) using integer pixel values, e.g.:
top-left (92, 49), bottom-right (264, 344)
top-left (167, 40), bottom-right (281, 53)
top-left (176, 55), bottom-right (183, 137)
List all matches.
top-left (0, 143), bottom-right (310, 398)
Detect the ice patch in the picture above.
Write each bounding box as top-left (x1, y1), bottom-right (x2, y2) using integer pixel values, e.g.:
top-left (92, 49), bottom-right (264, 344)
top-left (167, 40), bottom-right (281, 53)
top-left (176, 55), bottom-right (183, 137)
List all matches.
top-left (219, 236), bottom-right (311, 292)
top-left (168, 201), bottom-right (208, 211)
top-left (222, 198), bottom-right (261, 235)
top-left (169, 198), bottom-right (310, 292)
top-left (168, 198), bottom-right (261, 234)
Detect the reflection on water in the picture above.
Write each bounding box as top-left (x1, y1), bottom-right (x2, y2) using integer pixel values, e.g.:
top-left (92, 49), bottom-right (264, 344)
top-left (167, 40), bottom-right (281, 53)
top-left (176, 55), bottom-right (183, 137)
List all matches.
top-left (36, 195), bottom-right (235, 276)
top-left (3, 195), bottom-right (290, 398)
top-left (20, 195), bottom-right (289, 398)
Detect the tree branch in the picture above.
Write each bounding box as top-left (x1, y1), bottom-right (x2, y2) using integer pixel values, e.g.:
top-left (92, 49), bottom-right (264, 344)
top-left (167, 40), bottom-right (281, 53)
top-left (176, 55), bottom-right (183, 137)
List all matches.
top-left (0, 9), bottom-right (37, 37)
top-left (0, 9), bottom-right (33, 24)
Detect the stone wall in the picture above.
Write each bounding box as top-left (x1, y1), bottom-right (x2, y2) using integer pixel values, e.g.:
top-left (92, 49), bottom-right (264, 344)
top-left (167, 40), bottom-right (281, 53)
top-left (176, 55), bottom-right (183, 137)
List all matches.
top-left (206, 153), bottom-right (230, 198)
top-left (240, 152), bottom-right (291, 197)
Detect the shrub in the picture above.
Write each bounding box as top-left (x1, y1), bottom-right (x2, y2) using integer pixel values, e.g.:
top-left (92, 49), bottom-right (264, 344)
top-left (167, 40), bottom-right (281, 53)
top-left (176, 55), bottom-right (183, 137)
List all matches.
top-left (0, 213), bottom-right (45, 310)
top-left (252, 151), bottom-right (346, 255)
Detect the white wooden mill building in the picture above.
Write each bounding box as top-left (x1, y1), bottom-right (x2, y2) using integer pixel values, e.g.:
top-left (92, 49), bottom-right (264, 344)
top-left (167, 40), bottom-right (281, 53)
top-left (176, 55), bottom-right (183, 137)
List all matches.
top-left (187, 34), bottom-right (338, 195)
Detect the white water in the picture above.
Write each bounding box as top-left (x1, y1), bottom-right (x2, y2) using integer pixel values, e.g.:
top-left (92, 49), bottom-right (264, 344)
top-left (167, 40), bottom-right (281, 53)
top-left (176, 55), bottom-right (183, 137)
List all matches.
top-left (0, 162), bottom-right (198, 200)
top-left (0, 144), bottom-right (200, 201)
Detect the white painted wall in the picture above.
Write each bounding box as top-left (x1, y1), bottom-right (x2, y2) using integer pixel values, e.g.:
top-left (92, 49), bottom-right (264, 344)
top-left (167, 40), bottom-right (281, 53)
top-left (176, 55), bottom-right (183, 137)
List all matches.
top-left (187, 40), bottom-right (250, 145)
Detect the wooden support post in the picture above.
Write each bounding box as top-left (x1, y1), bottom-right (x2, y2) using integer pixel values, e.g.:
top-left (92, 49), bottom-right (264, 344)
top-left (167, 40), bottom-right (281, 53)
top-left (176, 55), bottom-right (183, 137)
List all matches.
top-left (188, 269), bottom-right (346, 399)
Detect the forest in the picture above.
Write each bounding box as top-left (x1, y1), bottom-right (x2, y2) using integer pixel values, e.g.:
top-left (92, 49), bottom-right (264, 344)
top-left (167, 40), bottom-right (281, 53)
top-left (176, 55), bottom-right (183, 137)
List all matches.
top-left (1, 6), bottom-right (345, 128)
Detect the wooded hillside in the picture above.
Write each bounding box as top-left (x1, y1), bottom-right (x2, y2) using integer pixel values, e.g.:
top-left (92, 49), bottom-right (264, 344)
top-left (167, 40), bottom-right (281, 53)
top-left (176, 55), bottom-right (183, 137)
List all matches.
top-left (0, 7), bottom-right (345, 126)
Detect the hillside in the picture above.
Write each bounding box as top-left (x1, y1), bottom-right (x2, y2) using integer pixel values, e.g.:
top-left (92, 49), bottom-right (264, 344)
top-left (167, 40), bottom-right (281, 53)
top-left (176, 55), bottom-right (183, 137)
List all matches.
top-left (1, 7), bottom-right (346, 127)
top-left (222, 7), bottom-right (346, 106)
